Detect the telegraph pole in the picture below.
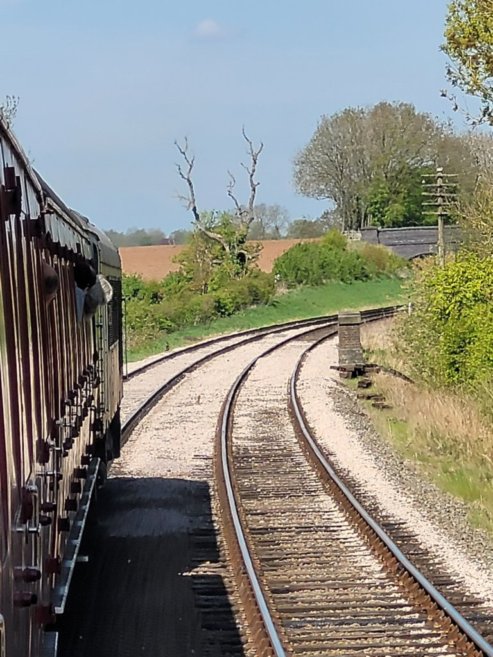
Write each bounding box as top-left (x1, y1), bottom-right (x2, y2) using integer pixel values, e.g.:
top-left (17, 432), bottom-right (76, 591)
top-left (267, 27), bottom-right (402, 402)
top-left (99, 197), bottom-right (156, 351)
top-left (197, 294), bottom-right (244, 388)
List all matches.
top-left (422, 168), bottom-right (458, 266)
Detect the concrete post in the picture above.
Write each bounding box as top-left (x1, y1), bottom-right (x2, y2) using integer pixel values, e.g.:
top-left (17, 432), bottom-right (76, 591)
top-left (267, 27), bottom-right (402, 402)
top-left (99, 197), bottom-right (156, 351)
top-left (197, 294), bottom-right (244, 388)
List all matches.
top-left (338, 311), bottom-right (364, 373)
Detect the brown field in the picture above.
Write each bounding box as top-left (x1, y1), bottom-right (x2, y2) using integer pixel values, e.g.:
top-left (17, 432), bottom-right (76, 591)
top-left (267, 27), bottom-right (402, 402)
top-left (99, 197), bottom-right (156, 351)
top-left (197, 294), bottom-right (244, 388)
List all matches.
top-left (119, 239), bottom-right (317, 280)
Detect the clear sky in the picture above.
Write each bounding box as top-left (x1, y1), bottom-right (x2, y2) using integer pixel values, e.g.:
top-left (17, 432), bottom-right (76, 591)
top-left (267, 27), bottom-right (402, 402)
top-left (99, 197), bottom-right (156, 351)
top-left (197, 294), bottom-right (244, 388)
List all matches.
top-left (1, 1), bottom-right (457, 233)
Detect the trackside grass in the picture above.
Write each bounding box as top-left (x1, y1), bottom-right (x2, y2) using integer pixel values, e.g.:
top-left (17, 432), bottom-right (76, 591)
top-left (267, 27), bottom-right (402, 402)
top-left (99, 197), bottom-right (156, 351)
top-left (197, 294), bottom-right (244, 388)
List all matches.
top-left (358, 320), bottom-right (493, 537)
top-left (126, 278), bottom-right (405, 362)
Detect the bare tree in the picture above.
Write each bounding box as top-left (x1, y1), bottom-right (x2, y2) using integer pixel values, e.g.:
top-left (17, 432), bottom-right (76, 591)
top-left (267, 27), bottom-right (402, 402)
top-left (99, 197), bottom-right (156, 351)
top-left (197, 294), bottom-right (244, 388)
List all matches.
top-left (174, 137), bottom-right (231, 251)
top-left (227, 128), bottom-right (264, 230)
top-left (175, 129), bottom-right (263, 259)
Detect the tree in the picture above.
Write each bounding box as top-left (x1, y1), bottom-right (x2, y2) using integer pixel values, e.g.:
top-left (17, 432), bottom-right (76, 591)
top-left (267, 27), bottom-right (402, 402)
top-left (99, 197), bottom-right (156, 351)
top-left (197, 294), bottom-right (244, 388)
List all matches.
top-left (175, 129), bottom-right (263, 275)
top-left (442, 0), bottom-right (493, 125)
top-left (0, 95), bottom-right (19, 127)
top-left (106, 227), bottom-right (171, 247)
top-left (169, 229), bottom-right (193, 244)
top-left (293, 102), bottom-right (472, 230)
top-left (286, 218), bottom-right (328, 238)
top-left (247, 204), bottom-right (290, 239)
top-left (294, 107), bottom-right (367, 230)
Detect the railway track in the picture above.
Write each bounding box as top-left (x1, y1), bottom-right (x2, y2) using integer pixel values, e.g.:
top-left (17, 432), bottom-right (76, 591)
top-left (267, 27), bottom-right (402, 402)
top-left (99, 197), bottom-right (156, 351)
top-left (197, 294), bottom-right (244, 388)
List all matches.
top-left (121, 308), bottom-right (397, 444)
top-left (216, 318), bottom-right (493, 656)
top-left (60, 307), bottom-right (493, 657)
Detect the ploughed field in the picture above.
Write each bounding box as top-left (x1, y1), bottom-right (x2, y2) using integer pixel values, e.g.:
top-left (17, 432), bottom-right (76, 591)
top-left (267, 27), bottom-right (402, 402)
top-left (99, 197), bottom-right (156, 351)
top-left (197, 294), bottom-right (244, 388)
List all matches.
top-left (119, 239), bottom-right (317, 280)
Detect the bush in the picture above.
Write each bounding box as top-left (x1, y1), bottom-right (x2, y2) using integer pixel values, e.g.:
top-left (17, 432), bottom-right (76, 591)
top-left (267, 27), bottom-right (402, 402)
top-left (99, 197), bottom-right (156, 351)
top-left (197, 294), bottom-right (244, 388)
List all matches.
top-left (352, 242), bottom-right (406, 276)
top-left (273, 230), bottom-right (406, 288)
top-left (273, 235), bottom-right (370, 287)
top-left (124, 268), bottom-right (275, 346)
top-left (400, 253), bottom-right (493, 386)
top-left (213, 271), bottom-right (275, 316)
top-left (122, 274), bottom-right (164, 303)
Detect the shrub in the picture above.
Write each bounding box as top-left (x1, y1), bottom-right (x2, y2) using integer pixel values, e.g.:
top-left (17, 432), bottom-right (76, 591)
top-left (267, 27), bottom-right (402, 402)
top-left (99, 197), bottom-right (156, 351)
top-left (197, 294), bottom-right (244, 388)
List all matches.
top-left (322, 228), bottom-right (348, 250)
top-left (213, 271), bottom-right (275, 316)
top-left (400, 253), bottom-right (493, 386)
top-left (122, 273), bottom-right (164, 303)
top-left (273, 230), bottom-right (406, 288)
top-left (352, 242), bottom-right (406, 276)
top-left (273, 234), bottom-right (371, 287)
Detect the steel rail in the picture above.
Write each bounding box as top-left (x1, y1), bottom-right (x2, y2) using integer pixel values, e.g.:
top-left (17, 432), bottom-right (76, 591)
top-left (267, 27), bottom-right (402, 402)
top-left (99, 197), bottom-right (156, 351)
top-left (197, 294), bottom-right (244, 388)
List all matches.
top-left (122, 306), bottom-right (401, 444)
top-left (122, 317), bottom-right (334, 444)
top-left (216, 306), bottom-right (397, 656)
top-left (124, 305), bottom-right (403, 381)
top-left (290, 334), bottom-right (493, 657)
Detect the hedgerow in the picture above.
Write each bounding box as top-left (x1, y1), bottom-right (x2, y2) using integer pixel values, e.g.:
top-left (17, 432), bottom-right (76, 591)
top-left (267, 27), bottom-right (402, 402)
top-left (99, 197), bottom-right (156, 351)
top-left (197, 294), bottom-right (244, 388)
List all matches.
top-left (273, 229), bottom-right (405, 287)
top-left (123, 270), bottom-right (275, 350)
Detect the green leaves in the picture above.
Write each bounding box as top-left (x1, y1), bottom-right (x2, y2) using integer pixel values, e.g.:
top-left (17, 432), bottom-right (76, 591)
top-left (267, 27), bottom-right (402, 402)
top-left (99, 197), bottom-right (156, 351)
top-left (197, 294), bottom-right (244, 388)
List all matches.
top-left (272, 230), bottom-right (404, 288)
top-left (402, 252), bottom-right (493, 385)
top-left (443, 0), bottom-right (493, 124)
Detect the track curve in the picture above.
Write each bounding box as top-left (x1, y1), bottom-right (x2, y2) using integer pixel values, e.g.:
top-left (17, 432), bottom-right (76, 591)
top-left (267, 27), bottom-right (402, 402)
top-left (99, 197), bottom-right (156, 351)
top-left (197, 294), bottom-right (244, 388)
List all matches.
top-left (216, 312), bottom-right (493, 656)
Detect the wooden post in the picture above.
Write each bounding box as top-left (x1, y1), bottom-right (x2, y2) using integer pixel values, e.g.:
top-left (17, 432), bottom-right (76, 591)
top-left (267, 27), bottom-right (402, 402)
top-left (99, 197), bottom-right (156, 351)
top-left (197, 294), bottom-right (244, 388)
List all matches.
top-left (436, 168), bottom-right (445, 267)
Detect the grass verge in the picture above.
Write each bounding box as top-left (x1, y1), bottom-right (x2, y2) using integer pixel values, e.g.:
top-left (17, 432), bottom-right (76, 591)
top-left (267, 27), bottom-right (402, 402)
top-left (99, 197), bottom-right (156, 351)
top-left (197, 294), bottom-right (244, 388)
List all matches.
top-left (127, 278), bottom-right (405, 361)
top-left (357, 322), bottom-right (493, 537)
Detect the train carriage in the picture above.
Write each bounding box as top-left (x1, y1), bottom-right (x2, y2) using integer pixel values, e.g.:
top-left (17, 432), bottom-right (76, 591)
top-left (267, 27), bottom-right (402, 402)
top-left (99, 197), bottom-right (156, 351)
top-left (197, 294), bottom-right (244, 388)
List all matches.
top-left (0, 116), bottom-right (122, 656)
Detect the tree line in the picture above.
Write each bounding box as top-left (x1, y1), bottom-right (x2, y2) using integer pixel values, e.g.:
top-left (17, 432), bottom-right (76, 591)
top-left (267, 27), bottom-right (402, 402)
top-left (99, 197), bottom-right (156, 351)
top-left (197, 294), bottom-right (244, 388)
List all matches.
top-left (105, 209), bottom-right (337, 247)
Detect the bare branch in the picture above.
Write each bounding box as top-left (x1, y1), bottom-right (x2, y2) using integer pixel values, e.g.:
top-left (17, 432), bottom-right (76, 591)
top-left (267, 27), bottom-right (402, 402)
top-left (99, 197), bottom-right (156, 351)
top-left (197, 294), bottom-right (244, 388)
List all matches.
top-left (175, 138), bottom-right (230, 252)
top-left (0, 95), bottom-right (19, 128)
top-left (195, 222), bottom-right (230, 251)
top-left (240, 127), bottom-right (264, 225)
top-left (175, 138), bottom-right (201, 224)
top-left (227, 170), bottom-right (243, 216)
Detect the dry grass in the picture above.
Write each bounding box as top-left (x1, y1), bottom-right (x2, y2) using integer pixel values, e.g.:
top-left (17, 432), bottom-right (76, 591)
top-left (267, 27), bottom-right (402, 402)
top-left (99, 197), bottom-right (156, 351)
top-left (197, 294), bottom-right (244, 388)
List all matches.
top-left (361, 317), bottom-right (409, 372)
top-left (359, 317), bottom-right (493, 534)
top-left (375, 374), bottom-right (493, 463)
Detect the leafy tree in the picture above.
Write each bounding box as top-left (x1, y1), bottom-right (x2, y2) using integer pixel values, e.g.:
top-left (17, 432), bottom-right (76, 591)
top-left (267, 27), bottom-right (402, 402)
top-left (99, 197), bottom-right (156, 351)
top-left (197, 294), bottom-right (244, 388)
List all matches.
top-left (247, 203), bottom-right (290, 239)
top-left (286, 218), bottom-right (329, 238)
top-left (293, 102), bottom-right (476, 230)
top-left (169, 229), bottom-right (193, 244)
top-left (442, 0), bottom-right (493, 125)
top-left (106, 227), bottom-right (171, 247)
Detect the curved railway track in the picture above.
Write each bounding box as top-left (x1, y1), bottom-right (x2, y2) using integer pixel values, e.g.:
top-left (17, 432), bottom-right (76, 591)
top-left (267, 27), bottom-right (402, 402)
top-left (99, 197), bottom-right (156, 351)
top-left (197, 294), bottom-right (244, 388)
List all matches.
top-left (60, 306), bottom-right (493, 657)
top-left (121, 308), bottom-right (397, 443)
top-left (215, 318), bottom-right (493, 656)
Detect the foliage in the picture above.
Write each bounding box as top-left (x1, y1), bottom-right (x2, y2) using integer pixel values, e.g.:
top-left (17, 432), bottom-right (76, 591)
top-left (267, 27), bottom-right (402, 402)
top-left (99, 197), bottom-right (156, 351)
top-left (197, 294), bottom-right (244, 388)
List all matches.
top-left (0, 95), bottom-right (19, 127)
top-left (128, 278), bottom-right (405, 361)
top-left (352, 242), bottom-right (408, 276)
top-left (273, 229), bottom-right (405, 287)
top-left (176, 212), bottom-right (261, 293)
top-left (123, 270), bottom-right (275, 349)
top-left (106, 227), bottom-right (172, 247)
top-left (366, 167), bottom-right (435, 227)
top-left (169, 229), bottom-right (193, 244)
top-left (455, 164), bottom-right (493, 255)
top-left (293, 101), bottom-right (481, 230)
top-left (400, 253), bottom-right (493, 386)
top-left (442, 0), bottom-right (493, 125)
top-left (285, 217), bottom-right (330, 238)
top-left (247, 204), bottom-right (290, 239)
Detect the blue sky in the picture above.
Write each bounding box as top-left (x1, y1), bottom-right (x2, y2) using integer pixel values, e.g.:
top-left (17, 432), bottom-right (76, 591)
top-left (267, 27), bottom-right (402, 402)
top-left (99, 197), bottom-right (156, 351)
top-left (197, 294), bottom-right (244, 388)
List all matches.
top-left (1, 1), bottom-right (457, 233)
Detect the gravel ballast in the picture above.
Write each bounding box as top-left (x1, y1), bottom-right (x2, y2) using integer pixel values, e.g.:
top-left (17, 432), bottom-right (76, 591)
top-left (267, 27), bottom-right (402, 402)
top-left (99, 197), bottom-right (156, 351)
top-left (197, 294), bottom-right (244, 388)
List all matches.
top-left (297, 335), bottom-right (493, 607)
